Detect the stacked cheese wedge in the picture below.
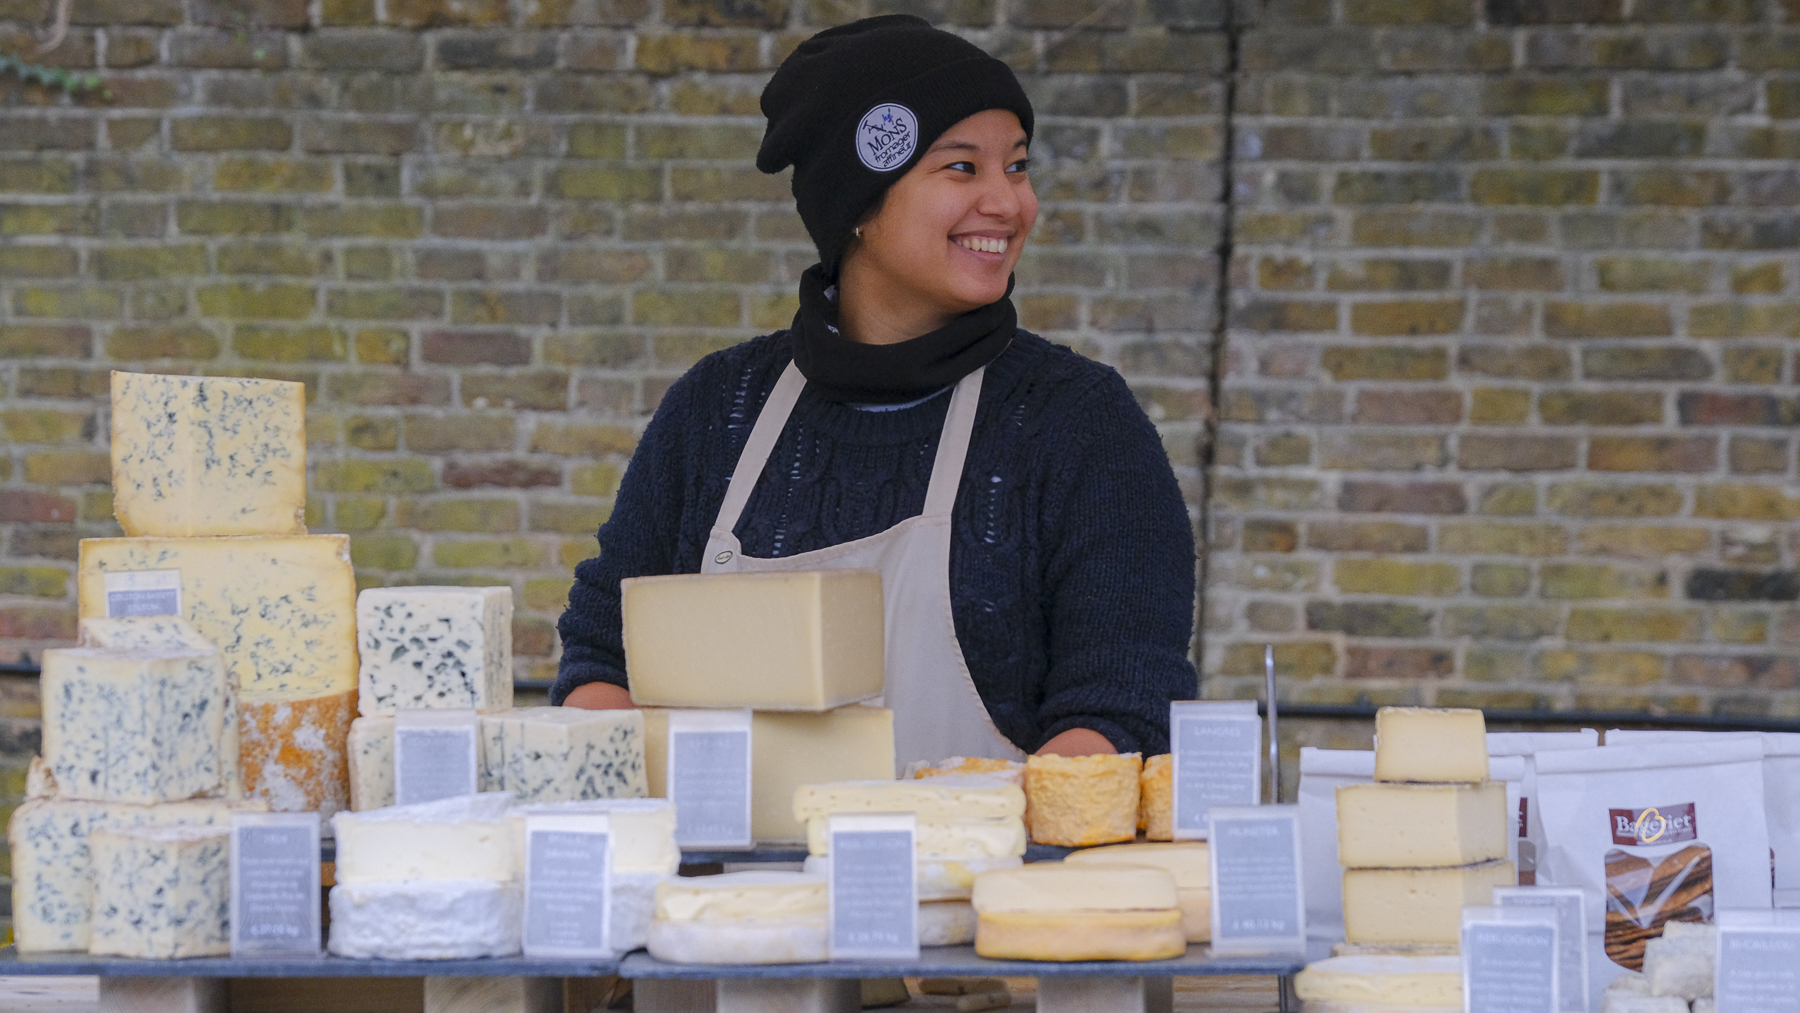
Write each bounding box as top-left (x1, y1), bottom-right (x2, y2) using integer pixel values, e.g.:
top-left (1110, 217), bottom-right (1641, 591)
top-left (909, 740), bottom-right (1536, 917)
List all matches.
top-left (971, 863), bottom-right (1186, 961)
top-left (80, 371), bottom-right (358, 814)
top-left (795, 775), bottom-right (1029, 947)
top-left (1064, 841), bottom-right (1213, 942)
top-left (622, 570), bottom-right (897, 842)
top-left (12, 613), bottom-right (266, 955)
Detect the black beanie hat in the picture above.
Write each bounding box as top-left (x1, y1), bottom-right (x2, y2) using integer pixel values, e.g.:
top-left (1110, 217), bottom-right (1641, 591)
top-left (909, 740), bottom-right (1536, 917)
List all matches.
top-left (757, 15), bottom-right (1034, 276)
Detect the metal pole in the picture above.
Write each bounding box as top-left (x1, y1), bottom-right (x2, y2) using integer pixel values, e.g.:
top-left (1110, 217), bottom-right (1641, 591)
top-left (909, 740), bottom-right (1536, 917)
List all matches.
top-left (1265, 645), bottom-right (1280, 805)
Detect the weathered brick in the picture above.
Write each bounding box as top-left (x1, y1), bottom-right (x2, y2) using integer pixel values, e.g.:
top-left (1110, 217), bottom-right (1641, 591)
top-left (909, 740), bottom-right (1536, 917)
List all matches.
top-left (1337, 480), bottom-right (1467, 515)
top-left (1458, 435), bottom-right (1578, 471)
top-left (1567, 608), bottom-right (1704, 643)
top-left (1576, 525), bottom-right (1711, 558)
top-left (1458, 344), bottom-right (1571, 381)
top-left (1588, 436), bottom-right (1716, 473)
top-left (1582, 346), bottom-right (1712, 381)
top-left (1693, 483), bottom-right (1797, 520)
top-left (1539, 390), bottom-right (1664, 426)
top-left (1321, 346), bottom-right (1448, 381)
top-left (1443, 605), bottom-right (1559, 640)
top-left (1319, 432), bottom-right (1447, 471)
top-left (1537, 651), bottom-right (1666, 686)
top-left (313, 459), bottom-right (434, 494)
top-left (395, 498), bottom-right (519, 532)
top-left (1335, 559), bottom-right (1459, 596)
top-left (1729, 436), bottom-right (1789, 475)
top-left (1547, 482), bottom-right (1682, 517)
top-left (1306, 601), bottom-right (1433, 638)
top-left (1439, 523), bottom-right (1568, 556)
top-left (1472, 563), bottom-right (1531, 597)
top-left (1685, 569), bottom-right (1800, 602)
top-left (1469, 388), bottom-right (1530, 424)
top-left (1242, 519), bottom-right (1298, 553)
top-left (1541, 563), bottom-right (1668, 600)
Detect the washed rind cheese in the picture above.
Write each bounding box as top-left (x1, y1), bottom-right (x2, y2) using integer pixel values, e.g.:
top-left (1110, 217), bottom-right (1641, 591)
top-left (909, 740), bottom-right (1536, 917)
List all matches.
top-left (1024, 753), bottom-right (1143, 847)
top-left (479, 707), bottom-right (647, 804)
top-left (805, 815), bottom-right (1026, 860)
top-left (88, 825), bottom-right (231, 958)
top-left (1139, 753), bottom-right (1172, 841)
top-left (331, 792), bottom-right (516, 884)
top-left (912, 757), bottom-right (1025, 786)
top-left (110, 371), bottom-right (306, 539)
top-left (356, 586), bottom-right (513, 716)
top-left (1294, 955), bottom-right (1464, 1006)
top-left (974, 910), bottom-right (1185, 962)
top-left (77, 534), bottom-right (357, 701)
top-left (328, 880), bottom-right (523, 960)
top-left (348, 714), bottom-right (395, 811)
top-left (239, 689), bottom-right (354, 816)
top-left (1335, 781), bottom-right (1508, 869)
top-left (1341, 860), bottom-right (1517, 944)
top-left (41, 647), bottom-right (228, 804)
top-left (1373, 707), bottom-right (1488, 784)
top-left (622, 570), bottom-right (883, 711)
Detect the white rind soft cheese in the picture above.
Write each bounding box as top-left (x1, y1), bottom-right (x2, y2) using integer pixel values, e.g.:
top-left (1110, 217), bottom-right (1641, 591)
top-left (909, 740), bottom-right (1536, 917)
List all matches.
top-left (609, 871), bottom-right (665, 954)
top-left (1335, 782), bottom-right (1509, 868)
top-left (646, 916), bottom-right (828, 965)
top-left (41, 647), bottom-right (228, 804)
top-left (328, 879), bottom-right (523, 960)
top-left (480, 707), bottom-right (647, 803)
top-left (919, 900), bottom-right (977, 947)
top-left (805, 815), bottom-right (1025, 859)
top-left (356, 586), bottom-right (513, 716)
top-left (971, 863), bottom-right (1179, 914)
top-left (88, 825), bottom-right (231, 959)
top-left (511, 798), bottom-right (679, 876)
top-left (332, 792), bottom-right (517, 884)
top-left (655, 872), bottom-right (826, 922)
top-left (1293, 955), bottom-right (1464, 1006)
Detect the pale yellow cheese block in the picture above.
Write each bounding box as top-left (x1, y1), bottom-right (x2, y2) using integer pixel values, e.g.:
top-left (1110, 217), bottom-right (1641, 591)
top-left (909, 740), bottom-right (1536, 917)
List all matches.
top-left (1373, 708), bottom-right (1487, 784)
top-left (621, 570), bottom-right (883, 710)
top-left (641, 706), bottom-right (895, 842)
top-left (654, 872), bottom-right (826, 922)
top-left (1025, 752), bottom-right (1142, 847)
top-left (974, 909), bottom-right (1185, 962)
top-left (1139, 753), bottom-right (1172, 840)
top-left (1062, 841), bottom-right (1213, 942)
top-left (794, 774), bottom-right (1025, 823)
top-left (238, 688), bottom-right (354, 816)
top-left (1335, 781), bottom-right (1508, 869)
top-left (1342, 860), bottom-right (1516, 945)
top-left (806, 815), bottom-right (1025, 859)
top-left (971, 862), bottom-right (1178, 914)
top-left (1294, 955), bottom-right (1463, 1006)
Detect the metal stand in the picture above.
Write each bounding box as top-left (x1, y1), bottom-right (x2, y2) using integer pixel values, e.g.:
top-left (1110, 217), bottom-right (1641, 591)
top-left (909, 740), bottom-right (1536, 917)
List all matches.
top-left (715, 977), bottom-right (859, 1013)
top-left (1146, 975), bottom-right (1174, 1013)
top-left (1278, 973), bottom-right (1294, 1013)
top-left (1038, 976), bottom-right (1147, 1013)
top-left (633, 977), bottom-right (717, 1012)
top-left (423, 976), bottom-right (560, 1013)
top-left (98, 978), bottom-right (227, 1013)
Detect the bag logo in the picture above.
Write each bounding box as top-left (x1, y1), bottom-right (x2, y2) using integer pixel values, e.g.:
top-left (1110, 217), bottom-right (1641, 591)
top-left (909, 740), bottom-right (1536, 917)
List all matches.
top-left (1609, 803), bottom-right (1698, 846)
top-left (856, 103), bottom-right (918, 172)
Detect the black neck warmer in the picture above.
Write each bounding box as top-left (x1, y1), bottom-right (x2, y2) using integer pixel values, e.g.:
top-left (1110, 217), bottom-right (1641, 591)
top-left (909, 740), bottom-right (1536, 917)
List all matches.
top-left (789, 264), bottom-right (1016, 404)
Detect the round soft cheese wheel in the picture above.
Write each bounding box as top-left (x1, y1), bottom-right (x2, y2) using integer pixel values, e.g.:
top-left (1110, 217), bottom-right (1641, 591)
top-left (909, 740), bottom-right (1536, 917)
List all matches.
top-left (973, 909), bottom-right (1185, 962)
top-left (970, 862), bottom-right (1178, 914)
top-left (653, 871), bottom-right (825, 921)
top-left (1294, 955), bottom-right (1463, 1006)
top-left (645, 915), bottom-right (827, 965)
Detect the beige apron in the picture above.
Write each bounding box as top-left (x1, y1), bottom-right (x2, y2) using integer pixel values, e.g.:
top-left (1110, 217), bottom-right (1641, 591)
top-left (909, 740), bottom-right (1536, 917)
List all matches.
top-left (701, 361), bottom-right (1025, 772)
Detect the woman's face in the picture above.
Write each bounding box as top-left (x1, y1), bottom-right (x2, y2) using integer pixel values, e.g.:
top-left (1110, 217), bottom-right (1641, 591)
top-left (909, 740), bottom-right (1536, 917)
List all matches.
top-left (847, 109), bottom-right (1038, 317)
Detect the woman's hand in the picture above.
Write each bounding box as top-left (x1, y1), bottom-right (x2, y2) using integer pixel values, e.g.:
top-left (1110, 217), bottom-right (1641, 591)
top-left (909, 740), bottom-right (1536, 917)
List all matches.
top-left (1034, 727), bottom-right (1115, 757)
top-left (562, 682), bottom-right (636, 710)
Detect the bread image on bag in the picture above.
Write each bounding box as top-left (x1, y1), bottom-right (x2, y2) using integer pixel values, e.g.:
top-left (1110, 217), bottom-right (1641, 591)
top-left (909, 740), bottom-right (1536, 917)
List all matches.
top-left (1602, 810), bottom-right (1712, 972)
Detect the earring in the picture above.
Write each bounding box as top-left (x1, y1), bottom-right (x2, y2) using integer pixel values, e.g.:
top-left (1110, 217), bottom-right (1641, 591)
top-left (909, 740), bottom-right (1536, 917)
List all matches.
top-left (853, 226), bottom-right (862, 239)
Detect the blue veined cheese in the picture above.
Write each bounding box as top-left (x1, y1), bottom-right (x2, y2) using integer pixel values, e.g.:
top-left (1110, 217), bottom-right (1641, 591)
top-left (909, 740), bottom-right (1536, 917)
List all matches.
top-left (8, 796), bottom-right (264, 952)
top-left (357, 586), bottom-right (513, 716)
top-left (76, 535), bottom-right (358, 701)
top-left (41, 647), bottom-right (228, 804)
top-left (88, 825), bottom-right (231, 958)
top-left (348, 714), bottom-right (396, 811)
top-left (479, 707), bottom-right (647, 804)
top-left (109, 371), bottom-right (306, 539)
top-left (329, 880), bottom-right (522, 960)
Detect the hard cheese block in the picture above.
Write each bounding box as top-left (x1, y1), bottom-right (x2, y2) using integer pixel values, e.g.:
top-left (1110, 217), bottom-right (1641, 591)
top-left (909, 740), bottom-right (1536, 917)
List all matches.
top-left (1294, 955), bottom-right (1464, 1006)
top-left (78, 615), bottom-right (213, 651)
top-left (1342, 860), bottom-right (1517, 944)
top-left (1139, 753), bottom-right (1172, 841)
top-left (1025, 752), bottom-right (1143, 847)
top-left (793, 773), bottom-right (1027, 823)
top-left (77, 535), bottom-right (357, 700)
top-left (643, 705), bottom-right (896, 842)
top-left (356, 586), bottom-right (513, 716)
top-left (331, 793), bottom-right (517, 884)
top-left (805, 815), bottom-right (1025, 859)
top-left (970, 865), bottom-right (1186, 962)
top-left (1374, 707), bottom-right (1488, 783)
top-left (1063, 841), bottom-right (1213, 942)
top-left (511, 798), bottom-right (680, 876)
top-left (9, 796), bottom-right (262, 952)
top-left (1336, 781), bottom-right (1508, 869)
top-left (804, 854), bottom-right (1025, 902)
top-left (329, 880), bottom-right (522, 960)
top-left (41, 647), bottom-right (228, 804)
top-left (348, 715), bottom-right (395, 811)
top-left (622, 569), bottom-right (883, 710)
top-left (110, 371), bottom-right (306, 539)
top-left (479, 707), bottom-right (647, 803)
top-left (88, 825), bottom-right (231, 958)
top-left (647, 872), bottom-right (828, 965)
top-left (239, 689), bottom-right (354, 815)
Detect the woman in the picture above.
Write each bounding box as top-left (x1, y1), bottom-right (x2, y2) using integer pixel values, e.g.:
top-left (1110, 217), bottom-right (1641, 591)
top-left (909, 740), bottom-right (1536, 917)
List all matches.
top-left (555, 15), bottom-right (1197, 764)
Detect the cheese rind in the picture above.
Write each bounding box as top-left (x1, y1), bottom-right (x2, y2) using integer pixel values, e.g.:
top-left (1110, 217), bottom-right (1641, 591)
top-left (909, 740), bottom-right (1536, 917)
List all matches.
top-left (88, 825), bottom-right (231, 958)
top-left (480, 707), bottom-right (647, 803)
top-left (645, 916), bottom-right (828, 965)
top-left (806, 815), bottom-right (1026, 860)
top-left (331, 792), bottom-right (517, 884)
top-left (1335, 782), bottom-right (1509, 869)
top-left (1140, 754), bottom-right (1172, 840)
top-left (327, 880), bottom-right (523, 960)
top-left (41, 647), bottom-right (228, 804)
top-left (1024, 753), bottom-right (1143, 847)
top-left (110, 371), bottom-right (307, 539)
top-left (654, 872), bottom-right (826, 922)
top-left (1341, 861), bottom-right (1517, 944)
top-left (512, 798), bottom-right (679, 877)
top-left (356, 586), bottom-right (513, 716)
top-left (919, 900), bottom-right (976, 947)
top-left (239, 689), bottom-right (354, 815)
top-left (971, 863), bottom-right (1179, 914)
top-left (792, 774), bottom-right (1026, 823)
top-left (973, 909), bottom-right (1185, 962)
top-left (803, 854), bottom-right (1024, 902)
top-left (912, 757), bottom-right (1025, 786)
top-left (1373, 708), bottom-right (1488, 784)
top-left (622, 570), bottom-right (883, 711)
top-left (1294, 955), bottom-right (1464, 1006)
top-left (1063, 841), bottom-right (1212, 889)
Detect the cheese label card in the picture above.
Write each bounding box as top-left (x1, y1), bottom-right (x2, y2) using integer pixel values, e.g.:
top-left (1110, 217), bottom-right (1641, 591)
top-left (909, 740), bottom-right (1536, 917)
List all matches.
top-left (394, 709), bottom-right (479, 806)
top-left (523, 814), bottom-right (612, 959)
top-left (1208, 804), bottom-right (1306, 955)
top-left (828, 813), bottom-right (918, 961)
top-left (103, 569), bottom-right (181, 618)
top-left (667, 709), bottom-right (753, 848)
top-left (1171, 701), bottom-right (1261, 840)
top-left (1461, 906), bottom-right (1559, 1013)
top-left (1494, 886), bottom-right (1588, 1013)
top-left (1716, 910), bottom-right (1800, 1013)
top-left (230, 812), bottom-right (321, 956)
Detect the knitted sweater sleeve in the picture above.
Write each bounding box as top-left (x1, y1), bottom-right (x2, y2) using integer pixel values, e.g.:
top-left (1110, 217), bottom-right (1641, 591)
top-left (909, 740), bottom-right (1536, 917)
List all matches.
top-left (1030, 368), bottom-right (1198, 755)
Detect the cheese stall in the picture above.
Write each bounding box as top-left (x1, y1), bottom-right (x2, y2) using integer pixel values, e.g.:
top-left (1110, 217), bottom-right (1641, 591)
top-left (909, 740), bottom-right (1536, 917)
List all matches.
top-left (6, 371), bottom-right (1794, 1013)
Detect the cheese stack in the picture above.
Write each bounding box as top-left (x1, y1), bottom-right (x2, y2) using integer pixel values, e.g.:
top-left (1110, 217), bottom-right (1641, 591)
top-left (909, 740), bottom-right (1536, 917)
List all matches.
top-left (511, 797), bottom-right (680, 953)
top-left (1064, 841), bottom-right (1213, 942)
top-left (328, 793), bottom-right (522, 959)
top-left (794, 775), bottom-right (1029, 947)
top-left (1335, 707), bottom-right (1516, 948)
top-left (971, 863), bottom-right (1186, 961)
top-left (646, 871), bottom-right (830, 964)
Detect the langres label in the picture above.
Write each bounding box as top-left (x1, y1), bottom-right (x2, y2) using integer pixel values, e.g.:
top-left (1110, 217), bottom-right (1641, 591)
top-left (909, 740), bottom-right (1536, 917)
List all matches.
top-left (1609, 803), bottom-right (1697, 846)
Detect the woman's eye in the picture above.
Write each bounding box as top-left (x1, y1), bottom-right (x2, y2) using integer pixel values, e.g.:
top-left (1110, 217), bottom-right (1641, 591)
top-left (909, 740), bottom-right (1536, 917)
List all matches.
top-left (947, 160), bottom-right (977, 173)
top-left (1008, 158), bottom-right (1031, 174)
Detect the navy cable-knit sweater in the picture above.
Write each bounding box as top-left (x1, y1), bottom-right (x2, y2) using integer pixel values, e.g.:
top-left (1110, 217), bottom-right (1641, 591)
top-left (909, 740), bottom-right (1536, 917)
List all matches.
top-left (552, 328), bottom-right (1198, 755)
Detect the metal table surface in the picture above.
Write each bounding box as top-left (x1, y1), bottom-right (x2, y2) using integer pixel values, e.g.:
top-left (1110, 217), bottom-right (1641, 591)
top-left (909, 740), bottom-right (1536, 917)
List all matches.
top-left (621, 943), bottom-right (1312, 980)
top-left (0, 948), bottom-right (619, 978)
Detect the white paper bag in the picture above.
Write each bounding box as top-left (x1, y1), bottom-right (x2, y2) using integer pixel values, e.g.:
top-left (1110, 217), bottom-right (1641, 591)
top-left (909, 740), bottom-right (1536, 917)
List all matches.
top-left (1297, 747), bottom-right (1372, 940)
top-left (1490, 729), bottom-right (1600, 885)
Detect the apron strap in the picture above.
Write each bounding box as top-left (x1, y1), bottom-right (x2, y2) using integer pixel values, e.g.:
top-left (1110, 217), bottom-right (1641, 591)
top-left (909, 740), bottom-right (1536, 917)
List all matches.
top-left (922, 366), bottom-right (985, 519)
top-left (713, 360), bottom-right (807, 537)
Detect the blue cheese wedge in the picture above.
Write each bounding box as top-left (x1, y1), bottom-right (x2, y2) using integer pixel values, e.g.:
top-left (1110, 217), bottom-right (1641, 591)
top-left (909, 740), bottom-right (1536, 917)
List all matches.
top-left (88, 825), bottom-right (231, 958)
top-left (356, 586), bottom-right (513, 716)
top-left (480, 707), bottom-right (647, 804)
top-left (348, 714), bottom-right (396, 811)
top-left (41, 647), bottom-right (228, 804)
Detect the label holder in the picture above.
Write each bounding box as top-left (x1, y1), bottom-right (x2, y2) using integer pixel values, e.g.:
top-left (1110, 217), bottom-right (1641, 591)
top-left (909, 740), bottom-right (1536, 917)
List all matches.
top-left (1493, 886), bottom-right (1588, 1013)
top-left (102, 569), bottom-right (182, 618)
top-left (523, 813), bottom-right (613, 959)
top-left (1207, 804), bottom-right (1306, 955)
top-left (1171, 700), bottom-right (1262, 840)
top-left (1461, 905), bottom-right (1559, 1013)
top-left (826, 812), bottom-right (918, 962)
top-left (229, 812), bottom-right (322, 958)
top-left (1716, 909), bottom-right (1800, 1013)
top-left (667, 709), bottom-right (754, 849)
top-left (394, 709), bottom-right (480, 806)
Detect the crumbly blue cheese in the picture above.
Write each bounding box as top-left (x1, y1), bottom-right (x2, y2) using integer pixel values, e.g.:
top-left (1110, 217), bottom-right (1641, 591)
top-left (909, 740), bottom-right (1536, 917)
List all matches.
top-left (88, 825), bottom-right (231, 958)
top-left (357, 586), bottom-right (513, 716)
top-left (41, 647), bottom-right (228, 804)
top-left (480, 707), bottom-right (647, 804)
top-left (109, 371), bottom-right (307, 539)
top-left (348, 715), bottom-right (395, 811)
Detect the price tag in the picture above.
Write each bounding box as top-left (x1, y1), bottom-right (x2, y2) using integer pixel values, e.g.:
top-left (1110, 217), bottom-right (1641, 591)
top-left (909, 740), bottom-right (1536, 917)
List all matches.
top-left (1716, 910), bottom-right (1800, 1013)
top-left (1207, 804), bottom-right (1306, 955)
top-left (1461, 906), bottom-right (1559, 1013)
top-left (523, 814), bottom-right (612, 959)
top-left (230, 812), bottom-right (321, 957)
top-left (103, 569), bottom-right (181, 618)
top-left (1171, 701), bottom-right (1262, 840)
top-left (394, 709), bottom-right (479, 806)
top-left (827, 813), bottom-right (918, 961)
top-left (1494, 886), bottom-right (1588, 1013)
top-left (667, 709), bottom-right (752, 848)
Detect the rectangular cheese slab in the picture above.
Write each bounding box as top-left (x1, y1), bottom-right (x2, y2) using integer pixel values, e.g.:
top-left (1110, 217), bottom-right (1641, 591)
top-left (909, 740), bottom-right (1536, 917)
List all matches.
top-left (1294, 955), bottom-right (1464, 1006)
top-left (1336, 781), bottom-right (1509, 869)
top-left (1342, 860), bottom-right (1517, 945)
top-left (41, 647), bottom-right (228, 804)
top-left (88, 825), bottom-right (231, 958)
top-left (970, 863), bottom-right (1179, 914)
top-left (511, 798), bottom-right (679, 876)
top-left (806, 815), bottom-right (1026, 859)
top-left (110, 371), bottom-right (307, 539)
top-left (77, 534), bottom-right (357, 700)
top-left (644, 705), bottom-right (896, 842)
top-left (1025, 752), bottom-right (1143, 847)
top-left (622, 570), bottom-right (883, 711)
top-left (239, 689), bottom-right (355, 815)
top-left (654, 871), bottom-right (826, 922)
top-left (1063, 841), bottom-right (1212, 890)
top-left (356, 586), bottom-right (513, 716)
top-left (1374, 707), bottom-right (1488, 784)
top-left (9, 796), bottom-right (263, 952)
top-left (792, 773), bottom-right (1026, 824)
top-left (331, 792), bottom-right (516, 884)
top-left (479, 707), bottom-right (647, 804)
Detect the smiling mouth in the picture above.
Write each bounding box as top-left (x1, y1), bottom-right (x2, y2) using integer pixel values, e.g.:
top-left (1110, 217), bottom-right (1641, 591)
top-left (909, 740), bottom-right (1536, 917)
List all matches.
top-left (955, 236), bottom-right (1008, 254)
